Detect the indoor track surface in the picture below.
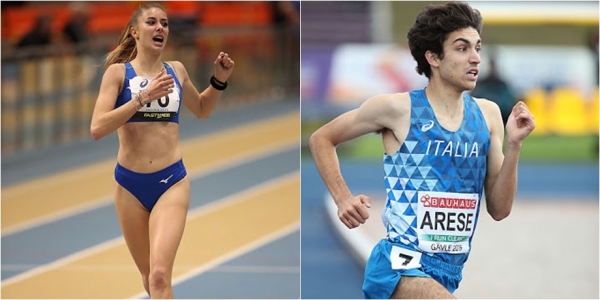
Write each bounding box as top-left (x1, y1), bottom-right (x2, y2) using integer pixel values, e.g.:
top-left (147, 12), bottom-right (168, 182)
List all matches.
top-left (2, 100), bottom-right (300, 299)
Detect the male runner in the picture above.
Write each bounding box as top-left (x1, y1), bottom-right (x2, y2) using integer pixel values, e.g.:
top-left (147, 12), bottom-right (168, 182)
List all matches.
top-left (309, 2), bottom-right (535, 298)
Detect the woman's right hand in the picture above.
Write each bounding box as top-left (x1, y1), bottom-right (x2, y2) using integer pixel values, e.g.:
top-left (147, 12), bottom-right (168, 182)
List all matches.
top-left (144, 69), bottom-right (175, 104)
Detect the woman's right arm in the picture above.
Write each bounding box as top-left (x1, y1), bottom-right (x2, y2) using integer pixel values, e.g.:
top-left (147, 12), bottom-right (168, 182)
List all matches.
top-left (90, 64), bottom-right (137, 140)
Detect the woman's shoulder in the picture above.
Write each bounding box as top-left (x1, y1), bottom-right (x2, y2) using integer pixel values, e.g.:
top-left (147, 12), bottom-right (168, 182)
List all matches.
top-left (105, 63), bottom-right (126, 76)
top-left (164, 61), bottom-right (188, 80)
top-left (103, 63), bottom-right (126, 84)
top-left (164, 60), bottom-right (184, 71)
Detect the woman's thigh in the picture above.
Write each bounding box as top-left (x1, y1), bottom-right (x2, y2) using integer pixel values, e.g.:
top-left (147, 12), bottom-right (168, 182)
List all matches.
top-left (148, 176), bottom-right (191, 270)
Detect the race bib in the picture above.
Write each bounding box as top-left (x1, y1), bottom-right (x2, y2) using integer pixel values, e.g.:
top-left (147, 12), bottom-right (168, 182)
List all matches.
top-left (130, 76), bottom-right (180, 121)
top-left (416, 191), bottom-right (479, 254)
top-left (390, 246), bottom-right (422, 270)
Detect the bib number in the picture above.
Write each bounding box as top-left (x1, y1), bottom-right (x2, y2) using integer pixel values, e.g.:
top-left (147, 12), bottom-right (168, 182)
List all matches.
top-left (144, 94), bottom-right (170, 108)
top-left (130, 76), bottom-right (180, 120)
top-left (390, 246), bottom-right (422, 270)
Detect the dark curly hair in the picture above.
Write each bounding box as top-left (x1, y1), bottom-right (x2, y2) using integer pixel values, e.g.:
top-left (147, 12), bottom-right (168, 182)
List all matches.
top-left (407, 2), bottom-right (483, 78)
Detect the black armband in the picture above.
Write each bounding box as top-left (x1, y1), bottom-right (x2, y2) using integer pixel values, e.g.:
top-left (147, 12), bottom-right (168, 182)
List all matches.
top-left (210, 75), bottom-right (228, 91)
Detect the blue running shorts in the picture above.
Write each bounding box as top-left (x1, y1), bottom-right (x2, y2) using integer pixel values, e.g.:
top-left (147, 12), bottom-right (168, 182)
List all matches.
top-left (114, 159), bottom-right (187, 211)
top-left (363, 239), bottom-right (463, 299)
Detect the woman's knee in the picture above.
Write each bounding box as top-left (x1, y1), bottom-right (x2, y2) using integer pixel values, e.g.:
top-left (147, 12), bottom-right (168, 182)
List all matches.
top-left (148, 267), bottom-right (170, 289)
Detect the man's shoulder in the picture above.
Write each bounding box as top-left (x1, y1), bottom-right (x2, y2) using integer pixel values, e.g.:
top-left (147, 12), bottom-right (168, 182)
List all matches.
top-left (368, 92), bottom-right (411, 107)
top-left (471, 96), bottom-right (500, 111)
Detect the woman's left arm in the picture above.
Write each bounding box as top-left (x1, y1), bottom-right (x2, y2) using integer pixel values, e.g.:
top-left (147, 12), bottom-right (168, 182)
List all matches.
top-left (175, 52), bottom-right (235, 119)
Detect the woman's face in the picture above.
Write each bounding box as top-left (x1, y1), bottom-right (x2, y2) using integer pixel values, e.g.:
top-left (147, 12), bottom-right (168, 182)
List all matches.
top-left (132, 7), bottom-right (169, 52)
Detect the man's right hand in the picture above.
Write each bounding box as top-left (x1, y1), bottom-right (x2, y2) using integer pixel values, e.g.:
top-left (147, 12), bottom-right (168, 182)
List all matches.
top-left (337, 194), bottom-right (372, 229)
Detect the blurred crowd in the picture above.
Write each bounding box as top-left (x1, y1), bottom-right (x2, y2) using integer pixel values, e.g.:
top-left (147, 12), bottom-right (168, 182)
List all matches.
top-left (2, 1), bottom-right (299, 59)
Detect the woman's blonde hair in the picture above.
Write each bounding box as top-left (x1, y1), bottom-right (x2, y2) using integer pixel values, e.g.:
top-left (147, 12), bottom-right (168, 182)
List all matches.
top-left (103, 2), bottom-right (167, 69)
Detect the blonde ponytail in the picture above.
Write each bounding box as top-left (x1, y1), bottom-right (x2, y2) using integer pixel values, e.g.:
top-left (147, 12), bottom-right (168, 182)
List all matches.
top-left (104, 24), bottom-right (138, 69)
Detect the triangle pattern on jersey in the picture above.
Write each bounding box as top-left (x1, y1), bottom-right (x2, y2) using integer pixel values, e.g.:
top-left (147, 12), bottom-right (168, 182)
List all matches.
top-left (399, 177), bottom-right (408, 190)
top-left (409, 179), bottom-right (424, 190)
top-left (404, 141), bottom-right (418, 153)
top-left (410, 216), bottom-right (418, 229)
top-left (405, 166), bottom-right (417, 178)
top-left (412, 106), bottom-right (427, 120)
top-left (398, 190), bottom-right (410, 203)
top-left (384, 164), bottom-right (394, 176)
top-left (412, 154), bottom-right (425, 166)
top-left (387, 165), bottom-right (399, 177)
top-left (403, 204), bottom-right (416, 216)
top-left (399, 153), bottom-right (410, 165)
top-left (425, 180), bottom-right (439, 191)
top-left (393, 190), bottom-right (404, 201)
top-left (404, 190), bottom-right (417, 203)
top-left (382, 89), bottom-right (490, 246)
top-left (404, 216), bottom-right (416, 228)
top-left (417, 166), bottom-right (431, 178)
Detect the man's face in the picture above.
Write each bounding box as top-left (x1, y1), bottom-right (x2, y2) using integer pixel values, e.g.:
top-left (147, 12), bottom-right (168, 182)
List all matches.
top-left (437, 27), bottom-right (482, 91)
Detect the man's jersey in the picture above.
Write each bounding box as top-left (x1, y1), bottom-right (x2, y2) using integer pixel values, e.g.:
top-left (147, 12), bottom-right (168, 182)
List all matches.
top-left (115, 61), bottom-right (183, 123)
top-left (381, 89), bottom-right (491, 266)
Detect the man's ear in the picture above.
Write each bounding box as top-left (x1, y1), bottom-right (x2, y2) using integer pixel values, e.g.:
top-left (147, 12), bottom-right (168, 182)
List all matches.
top-left (425, 50), bottom-right (440, 68)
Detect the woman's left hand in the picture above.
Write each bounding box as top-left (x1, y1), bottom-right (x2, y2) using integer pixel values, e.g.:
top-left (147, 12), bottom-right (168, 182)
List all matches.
top-left (214, 52), bottom-right (234, 83)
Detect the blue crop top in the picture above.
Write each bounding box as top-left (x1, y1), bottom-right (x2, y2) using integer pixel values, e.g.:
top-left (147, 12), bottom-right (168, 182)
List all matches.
top-left (114, 61), bottom-right (183, 123)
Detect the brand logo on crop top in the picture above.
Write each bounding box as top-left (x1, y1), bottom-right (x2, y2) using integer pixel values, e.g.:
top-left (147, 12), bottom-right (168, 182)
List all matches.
top-left (140, 79), bottom-right (148, 88)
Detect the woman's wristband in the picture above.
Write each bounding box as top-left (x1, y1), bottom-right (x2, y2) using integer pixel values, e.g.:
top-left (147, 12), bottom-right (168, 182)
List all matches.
top-left (210, 75), bottom-right (227, 91)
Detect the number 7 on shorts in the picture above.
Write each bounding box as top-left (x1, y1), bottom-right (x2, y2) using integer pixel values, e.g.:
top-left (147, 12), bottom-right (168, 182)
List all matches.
top-left (390, 246), bottom-right (422, 270)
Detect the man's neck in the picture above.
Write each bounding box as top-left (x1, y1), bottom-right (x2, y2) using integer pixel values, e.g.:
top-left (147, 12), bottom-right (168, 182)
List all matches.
top-left (425, 76), bottom-right (465, 118)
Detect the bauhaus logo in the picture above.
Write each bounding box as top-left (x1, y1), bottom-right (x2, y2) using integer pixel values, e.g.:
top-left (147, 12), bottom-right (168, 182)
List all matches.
top-left (420, 193), bottom-right (476, 209)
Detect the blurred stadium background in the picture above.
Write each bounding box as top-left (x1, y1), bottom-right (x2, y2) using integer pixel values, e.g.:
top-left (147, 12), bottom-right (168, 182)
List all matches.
top-left (301, 1), bottom-right (599, 299)
top-left (1, 1), bottom-right (299, 156)
top-left (302, 1), bottom-right (599, 160)
top-left (2, 1), bottom-right (300, 298)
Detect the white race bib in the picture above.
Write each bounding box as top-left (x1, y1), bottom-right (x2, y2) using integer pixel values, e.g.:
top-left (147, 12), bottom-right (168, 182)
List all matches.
top-left (130, 76), bottom-right (180, 121)
top-left (390, 246), bottom-right (422, 270)
top-left (416, 191), bottom-right (479, 254)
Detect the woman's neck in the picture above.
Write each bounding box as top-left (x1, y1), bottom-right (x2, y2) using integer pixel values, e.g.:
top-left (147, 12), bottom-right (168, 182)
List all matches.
top-left (130, 51), bottom-right (164, 76)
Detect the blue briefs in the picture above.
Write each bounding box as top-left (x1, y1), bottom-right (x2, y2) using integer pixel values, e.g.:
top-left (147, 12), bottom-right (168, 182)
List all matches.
top-left (363, 239), bottom-right (463, 299)
top-left (114, 159), bottom-right (187, 211)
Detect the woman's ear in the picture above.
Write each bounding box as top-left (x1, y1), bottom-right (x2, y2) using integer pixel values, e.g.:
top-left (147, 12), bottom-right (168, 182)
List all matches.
top-left (130, 27), bottom-right (138, 39)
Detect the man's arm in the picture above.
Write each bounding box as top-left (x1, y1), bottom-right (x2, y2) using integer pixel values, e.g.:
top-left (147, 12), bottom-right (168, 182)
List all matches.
top-left (482, 100), bottom-right (536, 221)
top-left (309, 94), bottom-right (403, 229)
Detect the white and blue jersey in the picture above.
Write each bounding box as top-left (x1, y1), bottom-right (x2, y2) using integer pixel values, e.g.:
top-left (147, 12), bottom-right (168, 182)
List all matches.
top-left (382, 88), bottom-right (491, 266)
top-left (115, 61), bottom-right (183, 123)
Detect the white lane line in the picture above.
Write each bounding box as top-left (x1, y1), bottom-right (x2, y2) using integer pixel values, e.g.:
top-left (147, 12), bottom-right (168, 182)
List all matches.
top-left (129, 222), bottom-right (300, 299)
top-left (1, 140), bottom-right (297, 237)
top-left (1, 236), bottom-right (125, 287)
top-left (1, 198), bottom-right (114, 237)
top-left (1, 265), bottom-right (299, 274)
top-left (207, 265), bottom-right (300, 274)
top-left (1, 172), bottom-right (300, 287)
